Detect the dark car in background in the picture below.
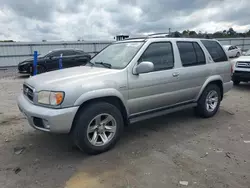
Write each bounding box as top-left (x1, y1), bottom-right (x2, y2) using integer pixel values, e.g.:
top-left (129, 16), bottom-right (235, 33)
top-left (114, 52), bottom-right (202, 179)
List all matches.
top-left (18, 49), bottom-right (91, 75)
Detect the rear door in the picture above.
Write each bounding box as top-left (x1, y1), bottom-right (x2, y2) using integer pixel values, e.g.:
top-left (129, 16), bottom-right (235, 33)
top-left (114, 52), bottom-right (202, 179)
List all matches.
top-left (61, 50), bottom-right (77, 68)
top-left (174, 41), bottom-right (210, 102)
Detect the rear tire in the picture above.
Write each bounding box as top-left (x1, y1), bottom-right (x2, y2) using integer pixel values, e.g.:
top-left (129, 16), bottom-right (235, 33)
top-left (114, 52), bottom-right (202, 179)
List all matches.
top-left (195, 84), bottom-right (221, 118)
top-left (236, 52), bottom-right (240, 57)
top-left (72, 102), bottom-right (124, 155)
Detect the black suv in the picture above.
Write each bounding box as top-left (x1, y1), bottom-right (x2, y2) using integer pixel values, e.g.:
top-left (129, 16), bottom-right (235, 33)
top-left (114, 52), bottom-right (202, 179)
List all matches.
top-left (18, 49), bottom-right (91, 75)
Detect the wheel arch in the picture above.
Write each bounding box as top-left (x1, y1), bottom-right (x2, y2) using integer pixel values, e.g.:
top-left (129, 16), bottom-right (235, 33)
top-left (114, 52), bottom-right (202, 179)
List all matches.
top-left (196, 76), bottom-right (224, 101)
top-left (71, 91), bottom-right (129, 133)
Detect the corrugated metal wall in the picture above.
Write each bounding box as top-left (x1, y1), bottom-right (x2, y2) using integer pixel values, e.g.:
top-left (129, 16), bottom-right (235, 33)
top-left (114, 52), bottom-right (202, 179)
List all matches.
top-left (217, 37), bottom-right (250, 51)
top-left (0, 41), bottom-right (112, 67)
top-left (1, 38), bottom-right (250, 67)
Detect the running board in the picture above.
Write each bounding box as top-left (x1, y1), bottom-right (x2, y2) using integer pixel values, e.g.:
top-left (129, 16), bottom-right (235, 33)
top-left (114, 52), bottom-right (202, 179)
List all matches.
top-left (129, 103), bottom-right (197, 124)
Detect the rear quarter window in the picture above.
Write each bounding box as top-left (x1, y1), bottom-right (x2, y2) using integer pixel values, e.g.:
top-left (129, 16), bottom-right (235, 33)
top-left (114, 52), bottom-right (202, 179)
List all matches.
top-left (201, 40), bottom-right (228, 62)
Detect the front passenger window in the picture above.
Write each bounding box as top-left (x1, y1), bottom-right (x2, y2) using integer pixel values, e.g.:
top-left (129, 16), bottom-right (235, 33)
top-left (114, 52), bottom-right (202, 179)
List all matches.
top-left (139, 42), bottom-right (174, 71)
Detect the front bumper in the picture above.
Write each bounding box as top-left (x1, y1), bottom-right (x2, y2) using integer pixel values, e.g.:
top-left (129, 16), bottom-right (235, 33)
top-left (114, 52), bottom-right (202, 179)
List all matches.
top-left (232, 71), bottom-right (250, 81)
top-left (18, 64), bottom-right (31, 74)
top-left (17, 94), bottom-right (79, 133)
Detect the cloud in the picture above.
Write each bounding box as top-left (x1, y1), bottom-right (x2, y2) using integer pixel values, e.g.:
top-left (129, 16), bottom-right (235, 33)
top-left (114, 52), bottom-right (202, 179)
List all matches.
top-left (0, 0), bottom-right (249, 41)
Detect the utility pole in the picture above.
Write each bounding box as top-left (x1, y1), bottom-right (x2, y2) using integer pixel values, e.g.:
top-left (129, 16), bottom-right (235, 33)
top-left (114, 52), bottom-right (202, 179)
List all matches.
top-left (169, 28), bottom-right (171, 35)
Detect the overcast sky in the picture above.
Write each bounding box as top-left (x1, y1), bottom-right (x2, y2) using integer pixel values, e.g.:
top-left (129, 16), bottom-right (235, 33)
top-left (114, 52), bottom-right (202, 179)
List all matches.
top-left (0, 0), bottom-right (249, 41)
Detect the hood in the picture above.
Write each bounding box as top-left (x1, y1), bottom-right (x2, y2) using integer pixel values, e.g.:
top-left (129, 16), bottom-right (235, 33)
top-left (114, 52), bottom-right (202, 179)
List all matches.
top-left (25, 66), bottom-right (120, 91)
top-left (19, 56), bottom-right (43, 64)
top-left (234, 56), bottom-right (250, 62)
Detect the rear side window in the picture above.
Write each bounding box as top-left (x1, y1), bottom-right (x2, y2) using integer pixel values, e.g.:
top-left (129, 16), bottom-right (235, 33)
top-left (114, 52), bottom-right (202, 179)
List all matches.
top-left (139, 42), bottom-right (174, 71)
top-left (177, 42), bottom-right (206, 67)
top-left (201, 40), bottom-right (228, 62)
top-left (49, 51), bottom-right (63, 57)
top-left (63, 50), bottom-right (77, 56)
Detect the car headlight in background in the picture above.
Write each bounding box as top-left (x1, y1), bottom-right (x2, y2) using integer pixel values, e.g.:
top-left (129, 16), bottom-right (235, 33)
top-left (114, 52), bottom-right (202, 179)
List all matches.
top-left (37, 91), bottom-right (64, 106)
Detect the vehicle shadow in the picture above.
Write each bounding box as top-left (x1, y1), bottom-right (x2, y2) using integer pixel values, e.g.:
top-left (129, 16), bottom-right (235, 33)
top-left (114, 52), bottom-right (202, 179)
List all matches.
top-left (233, 83), bottom-right (250, 91)
top-left (17, 75), bottom-right (30, 79)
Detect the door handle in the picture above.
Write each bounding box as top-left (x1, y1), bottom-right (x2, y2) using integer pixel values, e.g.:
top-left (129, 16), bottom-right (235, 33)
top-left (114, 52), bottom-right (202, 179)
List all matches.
top-left (172, 72), bottom-right (179, 77)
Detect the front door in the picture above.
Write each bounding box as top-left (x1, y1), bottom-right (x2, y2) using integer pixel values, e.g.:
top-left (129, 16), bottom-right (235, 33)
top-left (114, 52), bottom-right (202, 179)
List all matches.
top-left (128, 41), bottom-right (180, 115)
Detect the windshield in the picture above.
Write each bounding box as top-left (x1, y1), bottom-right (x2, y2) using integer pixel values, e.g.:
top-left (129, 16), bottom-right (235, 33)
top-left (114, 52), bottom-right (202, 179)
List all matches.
top-left (90, 42), bottom-right (144, 69)
top-left (245, 50), bottom-right (250, 56)
top-left (38, 50), bottom-right (52, 57)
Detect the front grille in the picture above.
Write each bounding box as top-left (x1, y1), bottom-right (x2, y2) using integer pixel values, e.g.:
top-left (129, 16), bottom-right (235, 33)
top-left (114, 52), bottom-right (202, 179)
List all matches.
top-left (237, 62), bottom-right (250, 68)
top-left (235, 70), bottom-right (250, 74)
top-left (23, 84), bottom-right (34, 101)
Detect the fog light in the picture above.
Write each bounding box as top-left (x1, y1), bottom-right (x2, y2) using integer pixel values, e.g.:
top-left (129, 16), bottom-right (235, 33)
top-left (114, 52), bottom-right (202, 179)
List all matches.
top-left (43, 119), bottom-right (50, 129)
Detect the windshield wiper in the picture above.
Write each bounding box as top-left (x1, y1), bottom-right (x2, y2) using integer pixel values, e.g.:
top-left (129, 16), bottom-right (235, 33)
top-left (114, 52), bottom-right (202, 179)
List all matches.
top-left (95, 61), bottom-right (112, 68)
top-left (86, 61), bottom-right (95, 66)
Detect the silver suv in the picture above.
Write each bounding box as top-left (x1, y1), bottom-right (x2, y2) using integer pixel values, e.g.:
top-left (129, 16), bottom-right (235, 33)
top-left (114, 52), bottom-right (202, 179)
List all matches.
top-left (17, 37), bottom-right (233, 154)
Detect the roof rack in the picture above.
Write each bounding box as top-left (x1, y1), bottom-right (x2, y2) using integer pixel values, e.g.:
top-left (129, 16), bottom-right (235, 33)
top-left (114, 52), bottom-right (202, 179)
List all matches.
top-left (148, 32), bottom-right (170, 38)
top-left (121, 32), bottom-right (173, 41)
top-left (123, 36), bottom-right (147, 41)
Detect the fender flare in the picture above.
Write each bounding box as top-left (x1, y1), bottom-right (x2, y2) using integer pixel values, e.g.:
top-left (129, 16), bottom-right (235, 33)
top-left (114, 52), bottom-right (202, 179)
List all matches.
top-left (74, 88), bottom-right (129, 114)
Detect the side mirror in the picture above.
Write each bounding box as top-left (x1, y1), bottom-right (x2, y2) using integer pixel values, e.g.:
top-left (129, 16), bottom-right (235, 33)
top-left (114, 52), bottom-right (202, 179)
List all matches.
top-left (134, 61), bottom-right (154, 74)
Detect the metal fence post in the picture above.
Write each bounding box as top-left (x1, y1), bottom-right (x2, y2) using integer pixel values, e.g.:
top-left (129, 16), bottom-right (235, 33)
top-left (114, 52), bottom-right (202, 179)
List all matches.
top-left (33, 51), bottom-right (38, 76)
top-left (242, 38), bottom-right (245, 51)
top-left (59, 54), bottom-right (63, 69)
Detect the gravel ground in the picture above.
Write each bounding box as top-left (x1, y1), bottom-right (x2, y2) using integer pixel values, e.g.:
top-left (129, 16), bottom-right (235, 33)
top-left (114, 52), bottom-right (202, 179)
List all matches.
top-left (0, 72), bottom-right (250, 188)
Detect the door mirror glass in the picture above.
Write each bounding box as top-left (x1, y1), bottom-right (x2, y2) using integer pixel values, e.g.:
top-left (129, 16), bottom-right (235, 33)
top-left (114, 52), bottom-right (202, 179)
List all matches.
top-left (134, 61), bottom-right (154, 74)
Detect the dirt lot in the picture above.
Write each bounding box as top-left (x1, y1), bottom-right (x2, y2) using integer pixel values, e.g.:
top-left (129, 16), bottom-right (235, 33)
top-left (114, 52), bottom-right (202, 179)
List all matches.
top-left (0, 69), bottom-right (250, 188)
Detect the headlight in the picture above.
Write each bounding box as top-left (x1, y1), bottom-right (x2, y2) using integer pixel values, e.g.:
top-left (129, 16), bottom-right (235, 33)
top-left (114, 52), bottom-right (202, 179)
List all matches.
top-left (37, 91), bottom-right (64, 106)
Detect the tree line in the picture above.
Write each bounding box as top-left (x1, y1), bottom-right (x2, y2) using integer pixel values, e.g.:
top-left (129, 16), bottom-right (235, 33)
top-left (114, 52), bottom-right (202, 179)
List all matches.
top-left (1, 27), bottom-right (250, 42)
top-left (171, 27), bottom-right (250, 38)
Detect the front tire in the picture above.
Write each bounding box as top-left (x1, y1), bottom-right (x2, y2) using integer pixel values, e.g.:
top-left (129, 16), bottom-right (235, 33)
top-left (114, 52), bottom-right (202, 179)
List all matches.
top-left (72, 102), bottom-right (124, 155)
top-left (236, 52), bottom-right (240, 57)
top-left (195, 84), bottom-right (221, 118)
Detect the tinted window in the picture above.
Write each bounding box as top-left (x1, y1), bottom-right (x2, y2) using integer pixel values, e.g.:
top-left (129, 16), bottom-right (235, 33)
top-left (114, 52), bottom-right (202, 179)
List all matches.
top-left (177, 42), bottom-right (205, 67)
top-left (201, 40), bottom-right (228, 62)
top-left (75, 51), bottom-right (84, 54)
top-left (49, 51), bottom-right (63, 57)
top-left (193, 43), bottom-right (206, 65)
top-left (139, 42), bottom-right (174, 71)
top-left (63, 50), bottom-right (77, 56)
